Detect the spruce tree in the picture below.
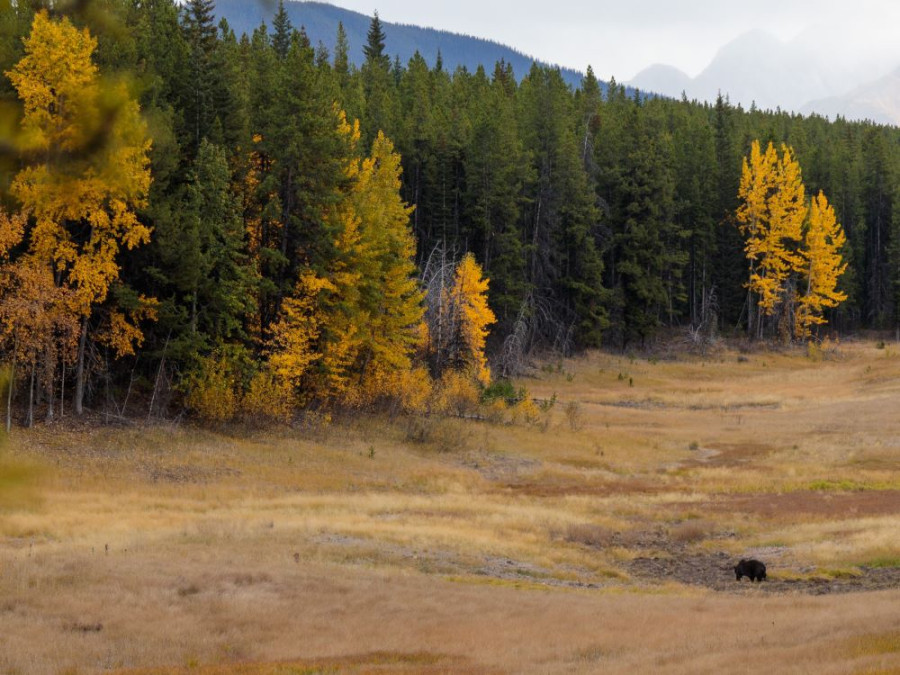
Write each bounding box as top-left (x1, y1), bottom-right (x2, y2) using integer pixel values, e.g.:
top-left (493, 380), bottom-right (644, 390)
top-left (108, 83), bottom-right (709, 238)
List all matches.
top-left (360, 12), bottom-right (395, 145)
top-left (271, 0), bottom-right (291, 61)
top-left (363, 11), bottom-right (389, 68)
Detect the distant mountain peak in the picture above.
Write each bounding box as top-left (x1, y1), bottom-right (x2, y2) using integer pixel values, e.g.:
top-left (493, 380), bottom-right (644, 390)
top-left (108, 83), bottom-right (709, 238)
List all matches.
top-left (629, 64), bottom-right (692, 99)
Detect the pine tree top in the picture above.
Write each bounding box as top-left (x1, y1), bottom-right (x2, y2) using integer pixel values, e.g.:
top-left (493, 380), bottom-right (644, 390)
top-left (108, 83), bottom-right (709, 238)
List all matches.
top-left (363, 11), bottom-right (389, 67)
top-left (272, 0), bottom-right (292, 60)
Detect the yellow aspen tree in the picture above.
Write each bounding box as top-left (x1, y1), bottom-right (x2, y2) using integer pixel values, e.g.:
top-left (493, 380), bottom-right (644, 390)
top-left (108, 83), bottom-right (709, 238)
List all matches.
top-left (0, 254), bottom-right (79, 426)
top-left (737, 141), bottom-right (807, 338)
top-left (6, 11), bottom-right (152, 414)
top-left (795, 191), bottom-right (848, 338)
top-left (450, 253), bottom-right (496, 386)
top-left (0, 211), bottom-right (79, 424)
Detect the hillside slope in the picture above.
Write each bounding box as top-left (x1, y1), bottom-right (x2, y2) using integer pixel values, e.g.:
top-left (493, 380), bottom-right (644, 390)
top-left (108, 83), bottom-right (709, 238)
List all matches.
top-left (214, 0), bottom-right (592, 90)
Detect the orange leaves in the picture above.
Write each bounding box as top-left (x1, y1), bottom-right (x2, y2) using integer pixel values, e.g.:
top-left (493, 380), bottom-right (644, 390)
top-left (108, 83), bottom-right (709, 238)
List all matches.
top-left (0, 255), bottom-right (80, 371)
top-left (0, 211), bottom-right (25, 261)
top-left (96, 296), bottom-right (159, 358)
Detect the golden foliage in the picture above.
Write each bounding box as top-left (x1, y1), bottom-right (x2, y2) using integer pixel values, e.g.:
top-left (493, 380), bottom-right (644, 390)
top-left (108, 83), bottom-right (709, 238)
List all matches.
top-left (0, 254), bottom-right (79, 378)
top-left (796, 192), bottom-right (848, 338)
top-left (240, 368), bottom-right (294, 424)
top-left (268, 271), bottom-right (328, 392)
top-left (267, 125), bottom-right (424, 405)
top-left (431, 369), bottom-right (481, 417)
top-left (183, 355), bottom-right (238, 423)
top-left (6, 10), bottom-right (152, 318)
top-left (737, 140), bottom-right (807, 317)
top-left (450, 253), bottom-right (496, 386)
top-left (95, 296), bottom-right (159, 358)
top-left (355, 366), bottom-right (433, 414)
top-left (0, 211), bottom-right (25, 260)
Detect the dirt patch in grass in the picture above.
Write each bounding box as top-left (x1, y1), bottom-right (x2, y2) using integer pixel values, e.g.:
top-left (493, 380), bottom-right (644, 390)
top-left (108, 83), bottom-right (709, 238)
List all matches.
top-left (699, 491), bottom-right (900, 519)
top-left (114, 651), bottom-right (479, 674)
top-left (680, 442), bottom-right (774, 469)
top-left (499, 478), bottom-right (668, 498)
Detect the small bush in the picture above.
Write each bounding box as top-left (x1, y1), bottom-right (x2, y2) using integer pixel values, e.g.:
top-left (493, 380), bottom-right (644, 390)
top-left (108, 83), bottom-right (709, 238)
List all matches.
top-left (509, 396), bottom-right (541, 425)
top-left (481, 379), bottom-right (523, 405)
top-left (183, 355), bottom-right (238, 422)
top-left (807, 341), bottom-right (823, 362)
top-left (564, 523), bottom-right (614, 548)
top-left (240, 368), bottom-right (293, 424)
top-left (669, 520), bottom-right (712, 544)
top-left (432, 370), bottom-right (481, 417)
top-left (358, 367), bottom-right (434, 414)
top-left (564, 400), bottom-right (583, 431)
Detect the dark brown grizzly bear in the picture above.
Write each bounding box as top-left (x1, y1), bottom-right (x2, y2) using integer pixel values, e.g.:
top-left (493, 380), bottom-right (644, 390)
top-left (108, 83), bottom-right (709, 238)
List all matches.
top-left (734, 559), bottom-right (766, 582)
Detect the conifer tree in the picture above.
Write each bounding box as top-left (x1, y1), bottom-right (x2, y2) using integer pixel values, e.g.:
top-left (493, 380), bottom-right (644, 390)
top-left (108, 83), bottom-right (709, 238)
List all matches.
top-left (271, 0), bottom-right (292, 61)
top-left (154, 139), bottom-right (255, 363)
top-left (462, 63), bottom-right (528, 331)
top-left (613, 106), bottom-right (686, 346)
top-left (360, 11), bottom-right (395, 145)
top-left (363, 11), bottom-right (389, 68)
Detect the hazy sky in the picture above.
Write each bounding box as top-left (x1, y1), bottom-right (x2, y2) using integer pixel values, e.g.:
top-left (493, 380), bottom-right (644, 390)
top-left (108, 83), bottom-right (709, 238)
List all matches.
top-left (323, 0), bottom-right (900, 80)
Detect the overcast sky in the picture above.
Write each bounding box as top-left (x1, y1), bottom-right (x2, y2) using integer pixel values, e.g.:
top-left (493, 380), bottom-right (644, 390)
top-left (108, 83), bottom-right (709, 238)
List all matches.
top-left (323, 0), bottom-right (900, 80)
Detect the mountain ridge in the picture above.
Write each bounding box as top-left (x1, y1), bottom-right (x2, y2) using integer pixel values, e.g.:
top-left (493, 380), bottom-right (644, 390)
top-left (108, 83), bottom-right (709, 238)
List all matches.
top-left (213, 0), bottom-right (603, 91)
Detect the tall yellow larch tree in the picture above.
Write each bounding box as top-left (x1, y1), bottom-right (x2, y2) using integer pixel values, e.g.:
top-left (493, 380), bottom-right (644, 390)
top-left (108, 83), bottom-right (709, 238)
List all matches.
top-left (444, 253), bottom-right (496, 386)
top-left (6, 11), bottom-right (152, 414)
top-left (349, 131), bottom-right (425, 400)
top-left (737, 141), bottom-right (807, 338)
top-left (795, 191), bottom-right (848, 338)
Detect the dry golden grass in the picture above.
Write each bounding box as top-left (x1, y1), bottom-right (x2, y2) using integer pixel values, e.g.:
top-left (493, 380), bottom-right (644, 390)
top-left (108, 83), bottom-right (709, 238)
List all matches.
top-left (2, 338), bottom-right (900, 673)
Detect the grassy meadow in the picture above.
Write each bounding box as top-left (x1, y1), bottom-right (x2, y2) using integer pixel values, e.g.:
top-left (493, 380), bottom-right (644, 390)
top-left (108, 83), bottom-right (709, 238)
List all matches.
top-left (3, 338), bottom-right (900, 673)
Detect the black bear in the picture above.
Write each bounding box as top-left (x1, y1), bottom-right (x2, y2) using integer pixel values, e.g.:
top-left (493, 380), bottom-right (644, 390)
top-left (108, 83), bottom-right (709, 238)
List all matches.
top-left (734, 559), bottom-right (766, 582)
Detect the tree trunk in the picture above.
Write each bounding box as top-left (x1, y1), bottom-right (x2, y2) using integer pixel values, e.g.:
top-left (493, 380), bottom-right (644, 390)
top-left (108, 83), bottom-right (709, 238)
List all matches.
top-left (44, 346), bottom-right (54, 423)
top-left (6, 354), bottom-right (15, 434)
top-left (27, 365), bottom-right (35, 429)
top-left (45, 372), bottom-right (54, 423)
top-left (74, 317), bottom-right (89, 416)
